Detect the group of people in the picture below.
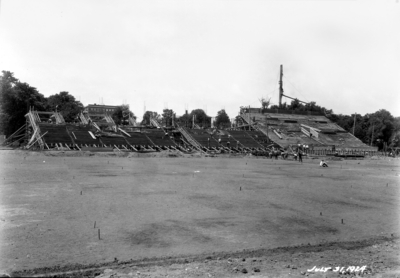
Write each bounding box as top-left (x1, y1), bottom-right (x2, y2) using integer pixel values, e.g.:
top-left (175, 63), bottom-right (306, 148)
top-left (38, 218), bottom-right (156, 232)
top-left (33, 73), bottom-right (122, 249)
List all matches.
top-left (280, 144), bottom-right (328, 167)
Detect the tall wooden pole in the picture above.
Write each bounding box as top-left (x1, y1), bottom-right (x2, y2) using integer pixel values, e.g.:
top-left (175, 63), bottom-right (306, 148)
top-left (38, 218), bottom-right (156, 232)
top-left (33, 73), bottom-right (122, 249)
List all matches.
top-left (279, 65), bottom-right (283, 108)
top-left (370, 123), bottom-right (374, 146)
top-left (352, 113), bottom-right (356, 135)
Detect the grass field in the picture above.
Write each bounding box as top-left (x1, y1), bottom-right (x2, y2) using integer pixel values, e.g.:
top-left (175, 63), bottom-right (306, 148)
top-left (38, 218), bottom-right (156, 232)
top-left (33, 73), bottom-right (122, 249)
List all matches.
top-left (0, 150), bottom-right (399, 274)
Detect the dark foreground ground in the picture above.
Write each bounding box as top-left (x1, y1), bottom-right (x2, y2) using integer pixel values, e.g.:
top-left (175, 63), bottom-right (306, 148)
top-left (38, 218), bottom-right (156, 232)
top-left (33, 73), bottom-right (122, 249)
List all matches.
top-left (0, 150), bottom-right (399, 277)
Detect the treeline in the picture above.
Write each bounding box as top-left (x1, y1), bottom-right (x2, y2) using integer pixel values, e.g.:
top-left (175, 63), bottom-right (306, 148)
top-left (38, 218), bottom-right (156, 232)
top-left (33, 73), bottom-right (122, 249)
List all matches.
top-left (141, 108), bottom-right (231, 129)
top-left (1, 71), bottom-right (398, 149)
top-left (0, 71), bottom-right (84, 137)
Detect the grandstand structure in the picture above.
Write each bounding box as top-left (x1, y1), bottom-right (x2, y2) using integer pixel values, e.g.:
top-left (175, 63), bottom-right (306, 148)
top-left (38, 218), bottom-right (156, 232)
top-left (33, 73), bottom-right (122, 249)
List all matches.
top-left (2, 64), bottom-right (380, 157)
top-left (238, 107), bottom-right (377, 156)
top-left (3, 106), bottom-right (377, 157)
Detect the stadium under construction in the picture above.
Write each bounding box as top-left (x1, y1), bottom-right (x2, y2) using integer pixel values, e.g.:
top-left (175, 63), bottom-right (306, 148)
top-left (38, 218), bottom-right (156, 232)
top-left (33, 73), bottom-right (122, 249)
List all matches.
top-left (2, 65), bottom-right (378, 157)
top-left (2, 104), bottom-right (377, 158)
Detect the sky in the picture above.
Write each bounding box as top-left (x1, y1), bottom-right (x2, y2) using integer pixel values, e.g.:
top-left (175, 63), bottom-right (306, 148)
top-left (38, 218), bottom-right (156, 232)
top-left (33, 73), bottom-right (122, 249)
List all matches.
top-left (0, 0), bottom-right (399, 121)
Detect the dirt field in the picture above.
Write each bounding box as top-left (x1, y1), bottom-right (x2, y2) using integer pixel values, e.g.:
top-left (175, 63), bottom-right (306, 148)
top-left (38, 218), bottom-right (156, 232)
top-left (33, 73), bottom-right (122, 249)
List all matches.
top-left (0, 150), bottom-right (399, 277)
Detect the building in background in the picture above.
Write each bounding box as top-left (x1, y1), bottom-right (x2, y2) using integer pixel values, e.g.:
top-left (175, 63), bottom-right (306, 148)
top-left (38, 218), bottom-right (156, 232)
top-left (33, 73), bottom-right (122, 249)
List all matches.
top-left (84, 104), bottom-right (119, 117)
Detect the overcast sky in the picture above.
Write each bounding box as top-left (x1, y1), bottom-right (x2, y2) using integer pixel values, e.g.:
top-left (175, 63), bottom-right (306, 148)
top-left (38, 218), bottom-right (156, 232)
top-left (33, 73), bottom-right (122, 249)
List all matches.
top-left (1, 0), bottom-right (399, 120)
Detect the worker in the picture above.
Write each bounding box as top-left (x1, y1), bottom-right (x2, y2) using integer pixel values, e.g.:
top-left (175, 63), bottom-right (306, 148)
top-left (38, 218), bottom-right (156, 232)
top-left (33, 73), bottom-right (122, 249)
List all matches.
top-left (320, 160), bottom-right (328, 167)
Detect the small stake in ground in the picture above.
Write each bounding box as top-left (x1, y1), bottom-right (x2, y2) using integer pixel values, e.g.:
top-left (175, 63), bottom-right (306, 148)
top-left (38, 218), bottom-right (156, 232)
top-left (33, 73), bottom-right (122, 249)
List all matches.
top-left (98, 229), bottom-right (101, 240)
top-left (341, 219), bottom-right (344, 224)
top-left (240, 187), bottom-right (242, 191)
top-left (80, 191), bottom-right (82, 195)
top-left (387, 183), bottom-right (388, 187)
top-left (320, 212), bottom-right (322, 216)
top-left (94, 221), bottom-right (96, 228)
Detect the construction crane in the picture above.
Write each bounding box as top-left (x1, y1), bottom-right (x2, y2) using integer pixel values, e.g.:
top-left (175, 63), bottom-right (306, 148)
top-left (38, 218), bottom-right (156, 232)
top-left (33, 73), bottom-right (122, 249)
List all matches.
top-left (278, 65), bottom-right (309, 107)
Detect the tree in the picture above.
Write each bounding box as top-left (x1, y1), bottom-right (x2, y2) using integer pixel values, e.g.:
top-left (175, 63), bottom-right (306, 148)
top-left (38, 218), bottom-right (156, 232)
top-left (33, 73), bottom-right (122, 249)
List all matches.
top-left (161, 108), bottom-right (175, 127)
top-left (259, 97), bottom-right (271, 110)
top-left (0, 71), bottom-right (19, 134)
top-left (270, 99), bottom-right (332, 115)
top-left (366, 109), bottom-right (394, 148)
top-left (2, 81), bottom-right (47, 136)
top-left (214, 109), bottom-right (231, 129)
top-left (141, 111), bottom-right (160, 126)
top-left (46, 91), bottom-right (84, 122)
top-left (112, 104), bottom-right (136, 125)
top-left (389, 117), bottom-right (400, 149)
top-left (176, 111), bottom-right (191, 128)
top-left (287, 99), bottom-right (303, 111)
top-left (189, 109), bottom-right (211, 128)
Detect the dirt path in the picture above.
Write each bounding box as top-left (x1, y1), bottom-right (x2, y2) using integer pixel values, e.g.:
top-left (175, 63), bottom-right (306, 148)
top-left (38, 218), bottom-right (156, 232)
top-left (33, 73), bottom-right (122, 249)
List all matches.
top-left (10, 236), bottom-right (400, 277)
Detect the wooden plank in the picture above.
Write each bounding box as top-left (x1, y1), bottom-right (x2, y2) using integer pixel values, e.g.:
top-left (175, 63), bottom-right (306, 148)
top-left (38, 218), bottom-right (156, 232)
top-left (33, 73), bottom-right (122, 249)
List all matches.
top-left (118, 128), bottom-right (131, 137)
top-left (88, 131), bottom-right (96, 139)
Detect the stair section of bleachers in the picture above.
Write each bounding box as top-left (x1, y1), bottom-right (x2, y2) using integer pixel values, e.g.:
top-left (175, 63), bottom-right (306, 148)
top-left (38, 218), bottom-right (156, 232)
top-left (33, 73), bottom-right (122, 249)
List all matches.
top-left (243, 130), bottom-right (270, 148)
top-left (226, 130), bottom-right (263, 149)
top-left (185, 129), bottom-right (219, 149)
top-left (143, 129), bottom-right (176, 147)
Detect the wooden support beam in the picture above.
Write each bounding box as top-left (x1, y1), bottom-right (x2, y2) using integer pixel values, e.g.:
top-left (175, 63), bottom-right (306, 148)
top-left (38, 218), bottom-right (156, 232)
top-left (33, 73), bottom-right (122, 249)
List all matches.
top-left (129, 144), bottom-right (138, 151)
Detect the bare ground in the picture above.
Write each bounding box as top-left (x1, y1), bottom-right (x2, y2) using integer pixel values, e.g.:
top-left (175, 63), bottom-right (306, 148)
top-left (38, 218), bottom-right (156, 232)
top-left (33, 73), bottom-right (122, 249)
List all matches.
top-left (0, 150), bottom-right (399, 277)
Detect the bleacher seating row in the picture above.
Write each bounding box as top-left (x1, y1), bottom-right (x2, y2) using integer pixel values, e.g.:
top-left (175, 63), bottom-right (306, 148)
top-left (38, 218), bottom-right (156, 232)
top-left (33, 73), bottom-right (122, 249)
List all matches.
top-left (37, 124), bottom-right (177, 150)
top-left (34, 124), bottom-right (274, 152)
top-left (184, 129), bottom-right (271, 150)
